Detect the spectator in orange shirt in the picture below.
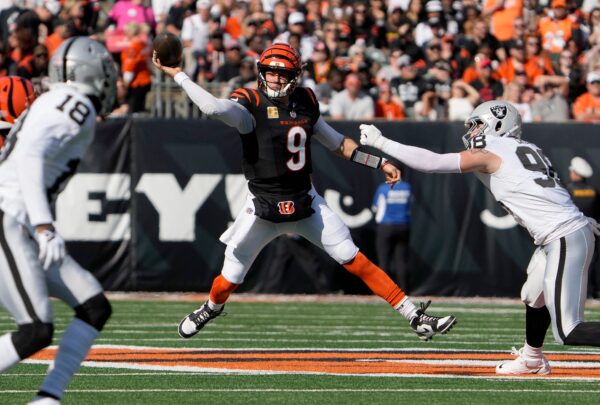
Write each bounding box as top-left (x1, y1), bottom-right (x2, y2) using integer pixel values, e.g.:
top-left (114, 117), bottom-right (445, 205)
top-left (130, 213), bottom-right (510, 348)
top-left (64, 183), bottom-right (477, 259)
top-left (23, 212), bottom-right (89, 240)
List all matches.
top-left (497, 38), bottom-right (527, 84)
top-left (483, 0), bottom-right (524, 42)
top-left (44, 18), bottom-right (73, 58)
top-left (538, 0), bottom-right (578, 56)
top-left (524, 34), bottom-right (555, 85)
top-left (121, 22), bottom-right (152, 113)
top-left (375, 82), bottom-right (405, 120)
top-left (572, 71), bottom-right (600, 122)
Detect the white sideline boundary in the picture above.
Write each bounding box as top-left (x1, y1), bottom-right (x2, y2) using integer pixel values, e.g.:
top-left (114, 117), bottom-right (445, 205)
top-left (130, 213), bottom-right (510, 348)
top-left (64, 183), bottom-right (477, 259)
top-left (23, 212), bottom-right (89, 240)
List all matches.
top-left (104, 292), bottom-right (600, 307)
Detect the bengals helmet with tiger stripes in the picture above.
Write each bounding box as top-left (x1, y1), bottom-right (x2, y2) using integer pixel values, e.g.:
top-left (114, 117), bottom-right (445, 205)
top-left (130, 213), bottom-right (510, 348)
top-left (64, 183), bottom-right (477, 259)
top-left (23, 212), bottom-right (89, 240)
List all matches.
top-left (257, 42), bottom-right (303, 98)
top-left (0, 76), bottom-right (36, 129)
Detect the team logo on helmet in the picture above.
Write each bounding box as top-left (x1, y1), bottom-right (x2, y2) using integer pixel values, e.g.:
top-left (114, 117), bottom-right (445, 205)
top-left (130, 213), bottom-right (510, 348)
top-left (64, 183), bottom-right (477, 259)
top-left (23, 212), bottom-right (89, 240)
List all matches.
top-left (490, 105), bottom-right (507, 119)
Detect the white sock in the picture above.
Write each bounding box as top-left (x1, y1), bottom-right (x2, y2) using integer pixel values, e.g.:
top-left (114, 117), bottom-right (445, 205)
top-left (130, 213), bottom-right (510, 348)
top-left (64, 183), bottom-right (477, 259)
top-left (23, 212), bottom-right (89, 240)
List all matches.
top-left (38, 319), bottom-right (99, 399)
top-left (394, 296), bottom-right (418, 321)
top-left (523, 342), bottom-right (544, 360)
top-left (207, 299), bottom-right (223, 311)
top-left (0, 333), bottom-right (21, 373)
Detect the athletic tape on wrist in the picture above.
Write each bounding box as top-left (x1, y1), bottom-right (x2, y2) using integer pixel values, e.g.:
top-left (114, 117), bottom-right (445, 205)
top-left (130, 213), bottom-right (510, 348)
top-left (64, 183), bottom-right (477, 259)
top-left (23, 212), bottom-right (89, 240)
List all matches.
top-left (350, 149), bottom-right (387, 169)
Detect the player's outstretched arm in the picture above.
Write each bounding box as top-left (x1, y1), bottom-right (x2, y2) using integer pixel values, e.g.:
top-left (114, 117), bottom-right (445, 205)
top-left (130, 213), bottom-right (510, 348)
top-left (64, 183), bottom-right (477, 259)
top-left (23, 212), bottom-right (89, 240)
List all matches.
top-left (152, 56), bottom-right (254, 134)
top-left (359, 124), bottom-right (497, 174)
top-left (312, 118), bottom-right (400, 185)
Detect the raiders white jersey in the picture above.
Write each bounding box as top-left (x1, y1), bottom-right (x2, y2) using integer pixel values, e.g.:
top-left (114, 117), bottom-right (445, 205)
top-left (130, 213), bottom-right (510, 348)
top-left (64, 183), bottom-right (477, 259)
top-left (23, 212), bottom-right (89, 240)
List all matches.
top-left (0, 85), bottom-right (96, 227)
top-left (474, 136), bottom-right (587, 246)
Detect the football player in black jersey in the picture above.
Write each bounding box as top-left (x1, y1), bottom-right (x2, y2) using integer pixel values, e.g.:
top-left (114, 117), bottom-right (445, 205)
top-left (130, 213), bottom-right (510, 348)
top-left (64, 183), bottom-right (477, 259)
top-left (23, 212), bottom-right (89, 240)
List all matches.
top-left (153, 42), bottom-right (456, 342)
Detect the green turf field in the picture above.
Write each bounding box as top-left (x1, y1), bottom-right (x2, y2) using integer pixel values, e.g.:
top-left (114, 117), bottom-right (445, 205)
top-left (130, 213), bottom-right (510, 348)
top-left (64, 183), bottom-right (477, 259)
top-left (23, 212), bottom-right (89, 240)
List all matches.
top-left (1, 297), bottom-right (600, 404)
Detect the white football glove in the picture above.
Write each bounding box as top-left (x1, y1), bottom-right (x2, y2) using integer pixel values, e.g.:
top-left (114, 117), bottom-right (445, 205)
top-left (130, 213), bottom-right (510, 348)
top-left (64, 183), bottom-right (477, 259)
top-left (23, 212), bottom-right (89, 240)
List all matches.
top-left (359, 124), bottom-right (388, 150)
top-left (587, 217), bottom-right (600, 236)
top-left (35, 228), bottom-right (66, 270)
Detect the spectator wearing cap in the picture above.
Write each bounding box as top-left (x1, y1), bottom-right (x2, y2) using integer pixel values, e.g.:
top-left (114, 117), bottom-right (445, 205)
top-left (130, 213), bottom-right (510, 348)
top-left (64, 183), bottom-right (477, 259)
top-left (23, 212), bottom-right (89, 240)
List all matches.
top-left (390, 55), bottom-right (429, 119)
top-left (566, 156), bottom-right (600, 298)
top-left (483, 0), bottom-right (524, 42)
top-left (329, 73), bottom-right (375, 119)
top-left (447, 79), bottom-right (480, 121)
top-left (273, 11), bottom-right (317, 62)
top-left (531, 74), bottom-right (570, 122)
top-left (468, 54), bottom-right (504, 102)
top-left (165, 0), bottom-right (196, 36)
top-left (414, 0), bottom-right (458, 47)
top-left (181, 0), bottom-right (211, 77)
top-left (538, 0), bottom-right (579, 56)
top-left (572, 71), bottom-right (600, 122)
top-left (375, 82), bottom-right (405, 120)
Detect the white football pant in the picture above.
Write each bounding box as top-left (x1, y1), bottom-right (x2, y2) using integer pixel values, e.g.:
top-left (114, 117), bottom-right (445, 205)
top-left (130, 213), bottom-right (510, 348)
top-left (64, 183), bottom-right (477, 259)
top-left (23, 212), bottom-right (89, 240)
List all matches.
top-left (521, 225), bottom-right (594, 344)
top-left (219, 186), bottom-right (359, 284)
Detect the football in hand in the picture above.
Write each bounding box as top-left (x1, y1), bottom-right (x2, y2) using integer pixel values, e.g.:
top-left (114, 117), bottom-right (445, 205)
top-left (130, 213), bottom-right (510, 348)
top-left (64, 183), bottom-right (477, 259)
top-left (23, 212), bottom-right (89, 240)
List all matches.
top-left (152, 32), bottom-right (182, 68)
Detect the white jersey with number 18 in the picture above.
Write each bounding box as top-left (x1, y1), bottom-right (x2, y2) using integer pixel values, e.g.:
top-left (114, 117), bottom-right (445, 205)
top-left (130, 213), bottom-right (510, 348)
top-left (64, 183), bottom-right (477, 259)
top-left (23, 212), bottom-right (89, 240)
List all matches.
top-left (474, 136), bottom-right (588, 246)
top-left (0, 84), bottom-right (96, 228)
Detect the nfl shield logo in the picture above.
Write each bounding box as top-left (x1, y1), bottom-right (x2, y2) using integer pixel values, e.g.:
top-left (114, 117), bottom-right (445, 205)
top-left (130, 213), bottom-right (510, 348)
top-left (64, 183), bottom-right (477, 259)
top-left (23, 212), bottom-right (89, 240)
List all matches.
top-left (490, 105), bottom-right (507, 119)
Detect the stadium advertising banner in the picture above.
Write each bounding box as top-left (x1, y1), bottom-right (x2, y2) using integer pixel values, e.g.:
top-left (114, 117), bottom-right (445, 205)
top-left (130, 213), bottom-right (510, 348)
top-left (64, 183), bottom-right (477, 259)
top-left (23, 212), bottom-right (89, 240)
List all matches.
top-left (56, 119), bottom-right (600, 297)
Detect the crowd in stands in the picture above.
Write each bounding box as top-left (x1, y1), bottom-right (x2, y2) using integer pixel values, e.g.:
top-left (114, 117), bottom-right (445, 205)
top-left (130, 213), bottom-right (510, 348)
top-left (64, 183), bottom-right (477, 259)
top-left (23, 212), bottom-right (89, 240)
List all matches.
top-left (2, 0), bottom-right (600, 122)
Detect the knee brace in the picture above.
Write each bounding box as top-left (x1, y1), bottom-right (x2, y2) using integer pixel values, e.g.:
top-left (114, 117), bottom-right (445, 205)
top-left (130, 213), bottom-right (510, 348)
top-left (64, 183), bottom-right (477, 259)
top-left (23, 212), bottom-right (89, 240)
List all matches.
top-left (11, 322), bottom-right (54, 359)
top-left (75, 293), bottom-right (112, 331)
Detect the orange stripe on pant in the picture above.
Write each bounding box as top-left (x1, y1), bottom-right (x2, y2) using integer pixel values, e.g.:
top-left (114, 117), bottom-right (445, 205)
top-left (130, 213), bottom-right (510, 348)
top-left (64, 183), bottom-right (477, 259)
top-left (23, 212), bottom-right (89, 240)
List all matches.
top-left (343, 252), bottom-right (405, 307)
top-left (209, 275), bottom-right (239, 304)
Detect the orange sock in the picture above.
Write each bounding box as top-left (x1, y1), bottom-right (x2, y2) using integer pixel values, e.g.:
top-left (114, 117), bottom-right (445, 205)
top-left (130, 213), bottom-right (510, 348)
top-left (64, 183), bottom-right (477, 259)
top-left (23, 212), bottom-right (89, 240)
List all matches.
top-left (209, 275), bottom-right (239, 304)
top-left (343, 252), bottom-right (406, 307)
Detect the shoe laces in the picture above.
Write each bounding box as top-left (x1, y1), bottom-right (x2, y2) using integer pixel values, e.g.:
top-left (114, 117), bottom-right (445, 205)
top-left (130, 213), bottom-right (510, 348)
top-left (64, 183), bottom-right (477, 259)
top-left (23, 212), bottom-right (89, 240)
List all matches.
top-left (190, 306), bottom-right (222, 327)
top-left (416, 300), bottom-right (439, 324)
top-left (510, 347), bottom-right (522, 357)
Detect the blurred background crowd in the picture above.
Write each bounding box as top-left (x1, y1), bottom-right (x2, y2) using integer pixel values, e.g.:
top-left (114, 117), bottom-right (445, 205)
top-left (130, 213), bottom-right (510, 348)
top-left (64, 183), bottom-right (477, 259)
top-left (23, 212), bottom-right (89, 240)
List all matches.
top-left (4, 0), bottom-right (600, 121)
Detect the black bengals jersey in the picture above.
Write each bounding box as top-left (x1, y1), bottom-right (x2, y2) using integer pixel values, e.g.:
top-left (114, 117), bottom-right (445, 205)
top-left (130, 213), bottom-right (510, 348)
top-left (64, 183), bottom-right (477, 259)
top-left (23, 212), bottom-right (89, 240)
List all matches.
top-left (230, 86), bottom-right (321, 195)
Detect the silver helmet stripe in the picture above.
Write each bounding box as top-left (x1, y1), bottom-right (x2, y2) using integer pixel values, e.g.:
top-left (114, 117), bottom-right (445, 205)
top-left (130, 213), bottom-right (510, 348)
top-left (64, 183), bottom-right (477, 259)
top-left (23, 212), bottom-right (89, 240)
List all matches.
top-left (62, 37), bottom-right (78, 83)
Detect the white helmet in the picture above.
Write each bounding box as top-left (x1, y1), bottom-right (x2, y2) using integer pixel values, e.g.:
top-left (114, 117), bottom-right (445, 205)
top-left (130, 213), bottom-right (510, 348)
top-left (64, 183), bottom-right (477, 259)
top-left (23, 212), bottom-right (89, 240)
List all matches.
top-left (463, 101), bottom-right (522, 149)
top-left (48, 37), bottom-right (118, 116)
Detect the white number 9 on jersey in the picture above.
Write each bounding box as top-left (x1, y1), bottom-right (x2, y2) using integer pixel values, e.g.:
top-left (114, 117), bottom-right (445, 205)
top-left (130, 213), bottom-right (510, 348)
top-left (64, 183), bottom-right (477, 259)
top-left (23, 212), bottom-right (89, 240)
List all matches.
top-left (286, 126), bottom-right (307, 171)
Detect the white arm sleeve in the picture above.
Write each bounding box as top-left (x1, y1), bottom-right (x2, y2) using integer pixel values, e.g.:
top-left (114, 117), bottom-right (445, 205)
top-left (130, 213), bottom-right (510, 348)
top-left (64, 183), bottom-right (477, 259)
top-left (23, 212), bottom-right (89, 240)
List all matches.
top-left (313, 116), bottom-right (344, 151)
top-left (381, 138), bottom-right (462, 173)
top-left (174, 72), bottom-right (255, 134)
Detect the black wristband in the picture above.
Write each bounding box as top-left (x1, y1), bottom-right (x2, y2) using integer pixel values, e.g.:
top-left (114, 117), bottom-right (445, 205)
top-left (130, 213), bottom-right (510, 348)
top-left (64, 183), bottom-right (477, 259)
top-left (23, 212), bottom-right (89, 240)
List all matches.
top-left (350, 148), bottom-right (387, 169)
